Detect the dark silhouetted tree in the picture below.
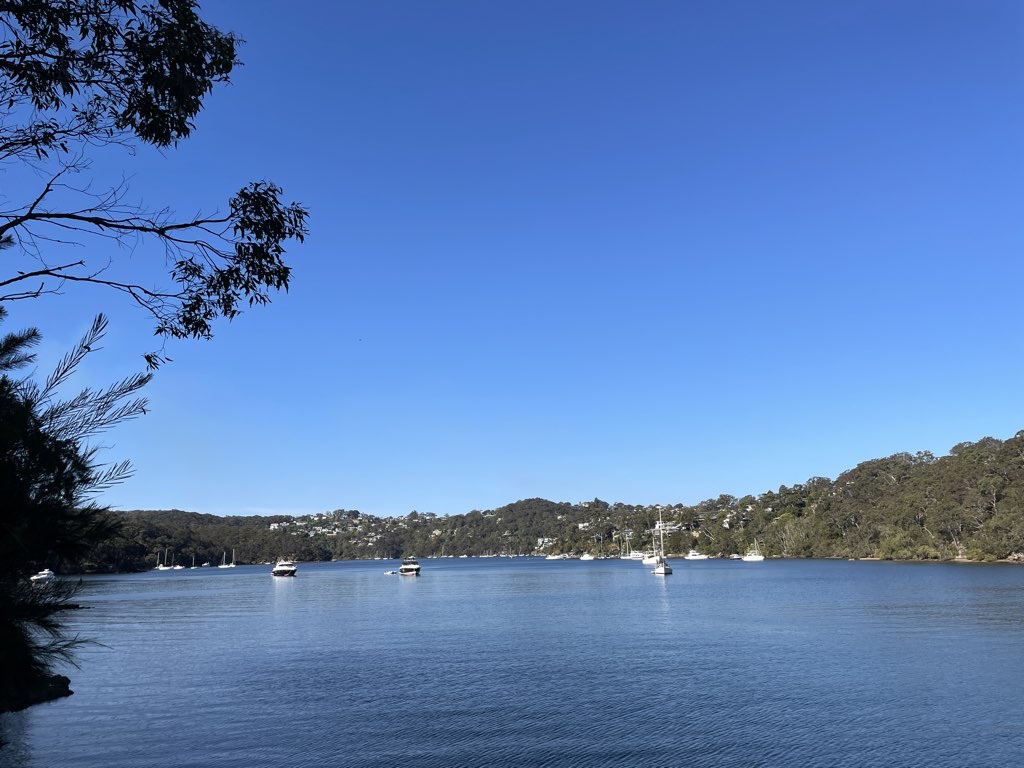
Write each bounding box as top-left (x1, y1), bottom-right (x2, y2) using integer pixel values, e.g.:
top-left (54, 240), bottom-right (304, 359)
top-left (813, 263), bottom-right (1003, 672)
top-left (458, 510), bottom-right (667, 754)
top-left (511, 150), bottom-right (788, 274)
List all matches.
top-left (0, 308), bottom-right (149, 710)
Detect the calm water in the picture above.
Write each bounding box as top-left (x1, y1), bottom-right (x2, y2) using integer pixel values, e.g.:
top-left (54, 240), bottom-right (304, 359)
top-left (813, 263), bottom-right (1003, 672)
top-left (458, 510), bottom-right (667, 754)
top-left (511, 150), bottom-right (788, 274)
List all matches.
top-left (2, 558), bottom-right (1023, 767)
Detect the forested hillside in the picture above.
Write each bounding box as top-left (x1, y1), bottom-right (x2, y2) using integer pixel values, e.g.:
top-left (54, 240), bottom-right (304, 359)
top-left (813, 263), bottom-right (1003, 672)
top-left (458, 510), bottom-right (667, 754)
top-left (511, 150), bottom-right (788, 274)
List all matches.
top-left (73, 431), bottom-right (1024, 572)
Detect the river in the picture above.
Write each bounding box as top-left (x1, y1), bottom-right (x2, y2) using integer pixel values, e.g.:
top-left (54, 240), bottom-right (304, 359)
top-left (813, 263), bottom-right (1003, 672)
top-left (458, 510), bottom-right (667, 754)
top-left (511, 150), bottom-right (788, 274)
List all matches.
top-left (1, 557), bottom-right (1022, 767)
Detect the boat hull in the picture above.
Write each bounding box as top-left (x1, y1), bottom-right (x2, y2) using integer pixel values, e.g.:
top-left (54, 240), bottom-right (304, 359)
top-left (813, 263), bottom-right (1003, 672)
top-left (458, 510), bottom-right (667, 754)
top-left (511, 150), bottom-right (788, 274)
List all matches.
top-left (272, 560), bottom-right (297, 576)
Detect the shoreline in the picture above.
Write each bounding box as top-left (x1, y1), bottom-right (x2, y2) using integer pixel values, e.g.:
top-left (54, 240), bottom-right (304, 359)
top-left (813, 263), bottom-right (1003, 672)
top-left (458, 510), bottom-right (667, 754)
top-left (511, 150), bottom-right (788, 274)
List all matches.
top-left (0, 674), bottom-right (73, 714)
top-left (62, 553), bottom-right (1024, 576)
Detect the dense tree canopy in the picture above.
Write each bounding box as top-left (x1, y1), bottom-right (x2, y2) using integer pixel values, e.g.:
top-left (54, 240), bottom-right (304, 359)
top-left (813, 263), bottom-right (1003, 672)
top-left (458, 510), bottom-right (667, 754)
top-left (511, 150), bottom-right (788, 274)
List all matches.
top-left (69, 431), bottom-right (1024, 574)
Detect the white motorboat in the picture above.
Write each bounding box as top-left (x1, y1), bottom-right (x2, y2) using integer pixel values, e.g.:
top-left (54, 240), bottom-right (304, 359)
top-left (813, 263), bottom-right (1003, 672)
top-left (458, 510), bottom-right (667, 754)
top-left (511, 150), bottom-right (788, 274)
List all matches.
top-left (272, 559), bottom-right (297, 577)
top-left (30, 568), bottom-right (56, 584)
top-left (742, 541), bottom-right (765, 562)
top-left (641, 551), bottom-right (658, 565)
top-left (398, 557), bottom-right (421, 575)
top-left (579, 552), bottom-right (595, 561)
top-left (684, 549), bottom-right (709, 560)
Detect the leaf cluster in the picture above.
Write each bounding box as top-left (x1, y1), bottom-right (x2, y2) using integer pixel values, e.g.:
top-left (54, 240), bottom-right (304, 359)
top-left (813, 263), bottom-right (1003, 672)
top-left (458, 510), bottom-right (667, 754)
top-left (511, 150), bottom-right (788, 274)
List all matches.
top-left (0, 1), bottom-right (308, 367)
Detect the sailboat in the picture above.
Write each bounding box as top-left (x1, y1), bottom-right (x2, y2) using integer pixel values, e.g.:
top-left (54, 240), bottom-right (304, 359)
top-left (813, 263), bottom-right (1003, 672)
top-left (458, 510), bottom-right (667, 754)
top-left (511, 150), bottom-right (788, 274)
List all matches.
top-left (619, 536), bottom-right (645, 560)
top-left (653, 512), bottom-right (672, 575)
top-left (189, 554), bottom-right (198, 570)
top-left (218, 549), bottom-right (236, 568)
top-left (640, 526), bottom-right (661, 565)
top-left (741, 540), bottom-right (765, 562)
top-left (156, 547), bottom-right (172, 571)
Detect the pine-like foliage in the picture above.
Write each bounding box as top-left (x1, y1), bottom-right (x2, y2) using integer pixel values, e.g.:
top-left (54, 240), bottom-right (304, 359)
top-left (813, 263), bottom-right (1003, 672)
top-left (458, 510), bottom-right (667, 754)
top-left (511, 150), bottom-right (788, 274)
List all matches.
top-left (0, 307), bottom-right (149, 710)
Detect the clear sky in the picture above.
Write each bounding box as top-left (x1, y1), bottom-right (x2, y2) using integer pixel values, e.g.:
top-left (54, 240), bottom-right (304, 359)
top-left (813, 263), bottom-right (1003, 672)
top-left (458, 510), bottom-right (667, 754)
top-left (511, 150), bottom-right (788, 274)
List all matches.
top-left (12, 0), bottom-right (1024, 517)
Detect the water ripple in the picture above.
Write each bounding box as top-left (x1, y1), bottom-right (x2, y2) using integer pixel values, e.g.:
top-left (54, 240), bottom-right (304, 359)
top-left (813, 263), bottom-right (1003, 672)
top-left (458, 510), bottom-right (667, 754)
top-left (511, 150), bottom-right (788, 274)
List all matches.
top-left (4, 559), bottom-right (1024, 767)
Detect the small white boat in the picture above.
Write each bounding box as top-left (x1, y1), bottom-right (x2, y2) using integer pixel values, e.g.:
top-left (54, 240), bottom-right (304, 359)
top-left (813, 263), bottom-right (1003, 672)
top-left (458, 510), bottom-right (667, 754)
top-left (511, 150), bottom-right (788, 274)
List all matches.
top-left (30, 568), bottom-right (56, 584)
top-left (272, 559), bottom-right (297, 577)
top-left (742, 541), bottom-right (765, 562)
top-left (641, 551), bottom-right (658, 565)
top-left (618, 539), bottom-right (645, 560)
top-left (684, 549), bottom-right (709, 560)
top-left (579, 552), bottom-right (595, 561)
top-left (155, 547), bottom-right (172, 570)
top-left (652, 511), bottom-right (672, 575)
top-left (398, 556), bottom-right (421, 575)
top-left (218, 549), bottom-right (236, 568)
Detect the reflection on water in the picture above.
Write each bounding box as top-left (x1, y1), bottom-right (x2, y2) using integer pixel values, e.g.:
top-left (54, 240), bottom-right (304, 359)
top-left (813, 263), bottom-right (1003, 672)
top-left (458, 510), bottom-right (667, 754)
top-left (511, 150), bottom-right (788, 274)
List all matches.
top-left (2, 558), bottom-right (1024, 768)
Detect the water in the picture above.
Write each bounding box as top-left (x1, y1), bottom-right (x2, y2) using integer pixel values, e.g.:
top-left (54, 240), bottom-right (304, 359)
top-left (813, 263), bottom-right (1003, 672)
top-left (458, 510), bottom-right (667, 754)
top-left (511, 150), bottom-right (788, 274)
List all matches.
top-left (2, 558), bottom-right (1024, 767)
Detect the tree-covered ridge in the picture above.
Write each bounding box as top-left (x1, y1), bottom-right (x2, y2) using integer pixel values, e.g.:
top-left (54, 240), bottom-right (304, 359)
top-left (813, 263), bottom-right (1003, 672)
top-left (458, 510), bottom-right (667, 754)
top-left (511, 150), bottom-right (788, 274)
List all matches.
top-left (74, 431), bottom-right (1024, 572)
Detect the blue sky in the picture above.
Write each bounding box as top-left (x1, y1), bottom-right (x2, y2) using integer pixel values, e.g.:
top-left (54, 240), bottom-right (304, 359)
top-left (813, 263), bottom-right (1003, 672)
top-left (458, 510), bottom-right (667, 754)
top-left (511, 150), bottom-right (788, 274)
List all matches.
top-left (11, 0), bottom-right (1024, 517)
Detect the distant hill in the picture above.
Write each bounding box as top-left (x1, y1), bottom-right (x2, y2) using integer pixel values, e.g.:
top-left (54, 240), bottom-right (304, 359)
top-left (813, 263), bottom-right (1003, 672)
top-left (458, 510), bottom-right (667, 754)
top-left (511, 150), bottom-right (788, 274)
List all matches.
top-left (73, 430), bottom-right (1024, 572)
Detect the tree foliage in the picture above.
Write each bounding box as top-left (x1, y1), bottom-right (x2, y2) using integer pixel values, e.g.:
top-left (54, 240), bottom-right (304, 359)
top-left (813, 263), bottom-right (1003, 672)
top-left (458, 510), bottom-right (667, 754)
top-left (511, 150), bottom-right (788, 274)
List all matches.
top-left (0, 308), bottom-right (148, 710)
top-left (0, 0), bottom-right (308, 367)
top-left (68, 430), bottom-right (1024, 572)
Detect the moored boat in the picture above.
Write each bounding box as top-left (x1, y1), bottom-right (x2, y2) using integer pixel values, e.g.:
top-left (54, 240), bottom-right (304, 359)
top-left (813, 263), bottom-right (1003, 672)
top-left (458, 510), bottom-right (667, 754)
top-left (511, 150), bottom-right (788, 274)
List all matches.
top-left (218, 549), bottom-right (236, 568)
top-left (652, 511), bottom-right (672, 575)
top-left (272, 559), bottom-right (297, 577)
top-left (398, 556), bottom-right (421, 575)
top-left (742, 541), bottom-right (765, 562)
top-left (684, 549), bottom-right (709, 560)
top-left (155, 547), bottom-right (172, 570)
top-left (30, 568), bottom-right (56, 584)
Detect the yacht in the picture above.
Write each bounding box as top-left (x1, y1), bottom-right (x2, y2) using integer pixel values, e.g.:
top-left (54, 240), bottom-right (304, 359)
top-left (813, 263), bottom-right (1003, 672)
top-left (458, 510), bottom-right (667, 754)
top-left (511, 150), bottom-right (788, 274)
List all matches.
top-left (218, 549), bottom-right (236, 568)
top-left (684, 549), bottom-right (709, 560)
top-left (155, 547), bottom-right (172, 570)
top-left (272, 559), bottom-right (297, 577)
top-left (742, 541), bottom-right (765, 562)
top-left (398, 556), bottom-right (421, 575)
top-left (652, 511), bottom-right (672, 575)
top-left (579, 552), bottom-right (595, 561)
top-left (30, 568), bottom-right (56, 584)
top-left (617, 537), bottom-right (645, 560)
